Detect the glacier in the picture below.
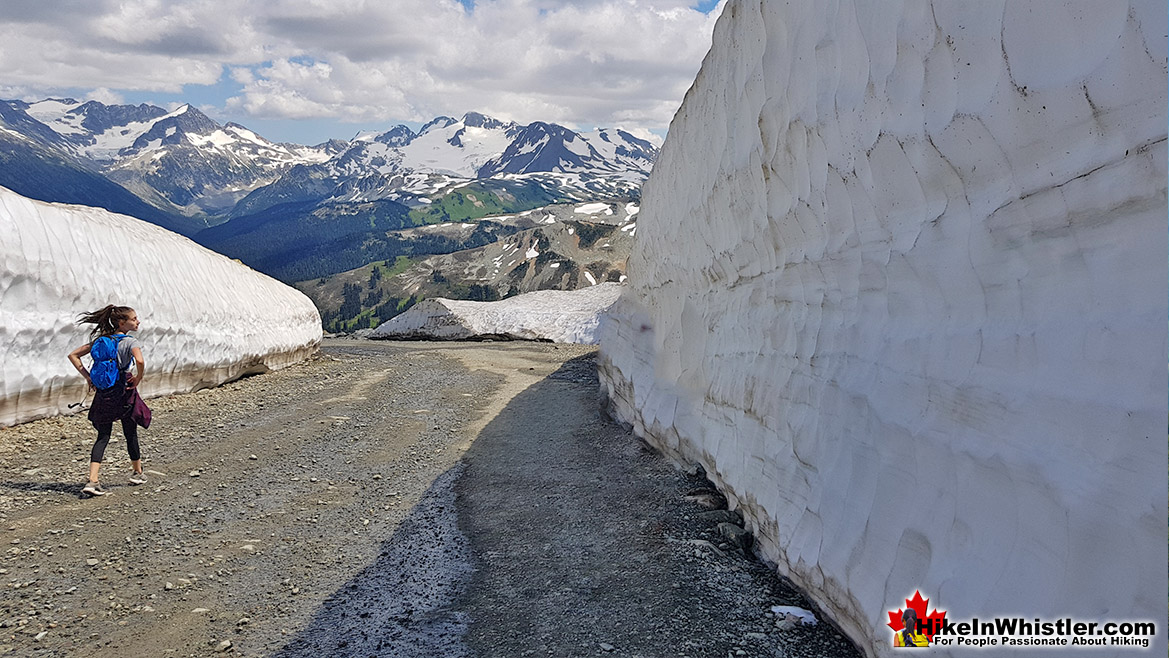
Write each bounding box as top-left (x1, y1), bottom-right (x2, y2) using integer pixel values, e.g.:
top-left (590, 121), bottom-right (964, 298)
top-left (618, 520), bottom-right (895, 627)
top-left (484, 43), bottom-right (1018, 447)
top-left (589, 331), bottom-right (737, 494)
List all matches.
top-left (598, 1), bottom-right (1167, 656)
top-left (0, 186), bottom-right (321, 427)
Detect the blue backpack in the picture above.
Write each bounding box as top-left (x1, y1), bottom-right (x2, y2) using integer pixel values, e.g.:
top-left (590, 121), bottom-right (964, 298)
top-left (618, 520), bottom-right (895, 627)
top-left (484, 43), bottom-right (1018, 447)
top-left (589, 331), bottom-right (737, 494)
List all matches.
top-left (89, 334), bottom-right (126, 390)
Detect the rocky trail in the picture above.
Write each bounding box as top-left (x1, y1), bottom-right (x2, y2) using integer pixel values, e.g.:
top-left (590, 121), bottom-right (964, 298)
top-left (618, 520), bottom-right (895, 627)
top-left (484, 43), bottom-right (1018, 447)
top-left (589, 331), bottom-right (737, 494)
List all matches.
top-left (0, 340), bottom-right (859, 658)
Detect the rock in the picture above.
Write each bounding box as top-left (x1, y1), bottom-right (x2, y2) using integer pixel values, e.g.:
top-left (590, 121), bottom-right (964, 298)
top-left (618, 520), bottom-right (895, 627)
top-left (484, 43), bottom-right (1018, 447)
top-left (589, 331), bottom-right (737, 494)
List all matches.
top-left (216, 639), bottom-right (232, 652)
top-left (191, 608), bottom-right (210, 614)
top-left (698, 509), bottom-right (743, 525)
top-left (717, 523), bottom-right (752, 550)
top-left (599, 643), bottom-right (615, 652)
top-left (770, 606), bottom-right (817, 627)
top-left (683, 489), bottom-right (727, 510)
top-left (165, 582), bottom-right (174, 590)
top-left (775, 616), bottom-right (799, 632)
top-left (86, 559), bottom-right (99, 566)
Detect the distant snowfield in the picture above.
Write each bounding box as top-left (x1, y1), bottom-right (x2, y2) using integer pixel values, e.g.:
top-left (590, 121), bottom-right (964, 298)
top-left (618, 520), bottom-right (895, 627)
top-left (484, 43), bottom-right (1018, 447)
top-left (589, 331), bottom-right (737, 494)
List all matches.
top-left (369, 283), bottom-right (622, 344)
top-left (599, 0), bottom-right (1167, 655)
top-left (401, 122), bottom-right (513, 177)
top-left (574, 202), bottom-right (612, 215)
top-left (0, 187), bottom-right (321, 427)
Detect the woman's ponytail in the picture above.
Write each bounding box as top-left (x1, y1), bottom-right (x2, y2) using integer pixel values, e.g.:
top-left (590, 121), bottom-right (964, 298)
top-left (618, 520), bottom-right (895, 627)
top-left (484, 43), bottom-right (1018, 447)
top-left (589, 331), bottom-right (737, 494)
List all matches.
top-left (77, 305), bottom-right (134, 338)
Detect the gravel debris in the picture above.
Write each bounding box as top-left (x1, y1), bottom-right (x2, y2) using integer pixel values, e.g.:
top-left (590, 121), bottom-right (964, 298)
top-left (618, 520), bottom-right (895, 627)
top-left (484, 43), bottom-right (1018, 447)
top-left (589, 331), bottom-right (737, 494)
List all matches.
top-left (0, 340), bottom-right (860, 657)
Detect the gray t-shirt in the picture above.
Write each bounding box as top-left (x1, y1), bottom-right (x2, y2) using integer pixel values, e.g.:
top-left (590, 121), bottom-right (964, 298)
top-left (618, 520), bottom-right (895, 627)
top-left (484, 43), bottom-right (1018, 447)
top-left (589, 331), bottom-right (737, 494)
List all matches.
top-left (114, 335), bottom-right (142, 374)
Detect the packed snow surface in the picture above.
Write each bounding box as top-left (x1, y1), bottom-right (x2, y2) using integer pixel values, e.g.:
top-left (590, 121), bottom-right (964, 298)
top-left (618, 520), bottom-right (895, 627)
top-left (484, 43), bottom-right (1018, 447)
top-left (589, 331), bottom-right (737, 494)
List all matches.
top-left (598, 1), bottom-right (1167, 656)
top-left (574, 202), bottom-right (612, 215)
top-left (370, 283), bottom-right (622, 344)
top-left (0, 187), bottom-right (321, 427)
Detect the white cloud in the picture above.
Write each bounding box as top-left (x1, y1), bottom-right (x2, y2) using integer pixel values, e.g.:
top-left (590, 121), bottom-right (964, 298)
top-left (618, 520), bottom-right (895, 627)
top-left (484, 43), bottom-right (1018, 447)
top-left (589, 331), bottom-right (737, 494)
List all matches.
top-left (85, 87), bottom-right (125, 105)
top-left (0, 0), bottom-right (725, 134)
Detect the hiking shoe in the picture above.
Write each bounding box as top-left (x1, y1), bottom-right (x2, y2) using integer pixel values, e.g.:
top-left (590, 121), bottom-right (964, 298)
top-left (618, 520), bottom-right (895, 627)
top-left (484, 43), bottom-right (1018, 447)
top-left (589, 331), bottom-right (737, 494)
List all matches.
top-left (129, 471), bottom-right (148, 485)
top-left (81, 481), bottom-right (107, 497)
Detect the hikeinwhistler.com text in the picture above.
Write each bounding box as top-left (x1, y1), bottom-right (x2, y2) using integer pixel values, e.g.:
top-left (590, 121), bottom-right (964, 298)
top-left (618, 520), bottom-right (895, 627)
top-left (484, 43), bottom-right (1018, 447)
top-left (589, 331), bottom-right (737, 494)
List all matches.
top-left (919, 617), bottom-right (1156, 649)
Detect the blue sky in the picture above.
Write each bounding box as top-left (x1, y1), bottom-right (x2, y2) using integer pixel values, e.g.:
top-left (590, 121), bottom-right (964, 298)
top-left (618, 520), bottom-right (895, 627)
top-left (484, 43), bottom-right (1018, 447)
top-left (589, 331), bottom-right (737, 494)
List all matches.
top-left (0, 0), bottom-right (725, 145)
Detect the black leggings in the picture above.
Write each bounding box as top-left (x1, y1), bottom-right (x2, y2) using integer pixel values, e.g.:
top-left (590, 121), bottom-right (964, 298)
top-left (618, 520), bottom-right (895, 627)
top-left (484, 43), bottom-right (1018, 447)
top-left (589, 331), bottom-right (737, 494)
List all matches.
top-left (91, 419), bottom-right (140, 463)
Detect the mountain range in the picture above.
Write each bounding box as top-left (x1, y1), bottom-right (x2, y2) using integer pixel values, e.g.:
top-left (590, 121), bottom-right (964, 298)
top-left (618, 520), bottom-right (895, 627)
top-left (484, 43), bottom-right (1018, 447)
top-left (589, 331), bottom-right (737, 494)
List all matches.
top-left (0, 98), bottom-right (658, 237)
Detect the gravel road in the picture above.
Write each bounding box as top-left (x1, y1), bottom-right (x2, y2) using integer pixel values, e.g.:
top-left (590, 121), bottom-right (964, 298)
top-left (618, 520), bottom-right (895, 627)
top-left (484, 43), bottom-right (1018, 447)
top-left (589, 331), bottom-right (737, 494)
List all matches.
top-left (0, 340), bottom-right (860, 658)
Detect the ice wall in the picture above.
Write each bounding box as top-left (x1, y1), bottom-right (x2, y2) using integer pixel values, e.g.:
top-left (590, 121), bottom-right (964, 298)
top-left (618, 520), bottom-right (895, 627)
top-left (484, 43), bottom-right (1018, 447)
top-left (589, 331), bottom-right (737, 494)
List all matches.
top-left (598, 1), bottom-right (1167, 655)
top-left (1, 186), bottom-right (321, 427)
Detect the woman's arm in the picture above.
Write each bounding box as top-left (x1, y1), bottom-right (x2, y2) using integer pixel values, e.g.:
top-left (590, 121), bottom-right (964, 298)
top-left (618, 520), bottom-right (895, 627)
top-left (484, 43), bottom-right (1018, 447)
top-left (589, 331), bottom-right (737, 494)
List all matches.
top-left (127, 346), bottom-right (145, 388)
top-left (67, 343), bottom-right (93, 389)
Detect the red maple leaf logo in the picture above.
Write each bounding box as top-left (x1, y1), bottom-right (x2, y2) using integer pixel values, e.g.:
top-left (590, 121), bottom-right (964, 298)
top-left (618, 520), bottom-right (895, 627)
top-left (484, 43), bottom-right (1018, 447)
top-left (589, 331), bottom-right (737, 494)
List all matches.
top-left (887, 590), bottom-right (947, 641)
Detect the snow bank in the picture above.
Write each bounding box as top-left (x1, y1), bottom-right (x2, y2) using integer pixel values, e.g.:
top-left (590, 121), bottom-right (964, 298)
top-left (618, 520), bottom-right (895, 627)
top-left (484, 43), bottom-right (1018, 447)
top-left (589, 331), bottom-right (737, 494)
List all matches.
top-left (370, 283), bottom-right (622, 344)
top-left (598, 1), bottom-right (1166, 656)
top-left (0, 186), bottom-right (321, 427)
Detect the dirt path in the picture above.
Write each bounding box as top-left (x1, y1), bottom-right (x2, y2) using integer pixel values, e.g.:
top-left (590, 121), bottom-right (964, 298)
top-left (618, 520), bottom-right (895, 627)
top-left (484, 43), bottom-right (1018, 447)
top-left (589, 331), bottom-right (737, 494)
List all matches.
top-left (0, 341), bottom-right (859, 658)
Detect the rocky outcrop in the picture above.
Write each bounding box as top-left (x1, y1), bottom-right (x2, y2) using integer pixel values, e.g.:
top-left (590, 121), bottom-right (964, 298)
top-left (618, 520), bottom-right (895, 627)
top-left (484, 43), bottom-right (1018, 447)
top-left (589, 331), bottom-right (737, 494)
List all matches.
top-left (598, 1), bottom-right (1166, 656)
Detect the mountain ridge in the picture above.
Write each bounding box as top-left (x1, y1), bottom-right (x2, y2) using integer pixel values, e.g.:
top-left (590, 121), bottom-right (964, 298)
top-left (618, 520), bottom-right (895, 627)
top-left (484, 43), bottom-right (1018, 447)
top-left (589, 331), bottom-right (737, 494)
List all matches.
top-left (0, 98), bottom-right (657, 226)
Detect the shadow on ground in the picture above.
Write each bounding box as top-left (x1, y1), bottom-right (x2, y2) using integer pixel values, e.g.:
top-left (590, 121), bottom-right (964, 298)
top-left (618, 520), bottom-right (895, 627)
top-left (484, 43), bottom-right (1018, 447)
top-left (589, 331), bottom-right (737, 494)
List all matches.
top-left (0, 480), bottom-right (85, 495)
top-left (269, 354), bottom-right (861, 658)
top-left (268, 465), bottom-right (472, 658)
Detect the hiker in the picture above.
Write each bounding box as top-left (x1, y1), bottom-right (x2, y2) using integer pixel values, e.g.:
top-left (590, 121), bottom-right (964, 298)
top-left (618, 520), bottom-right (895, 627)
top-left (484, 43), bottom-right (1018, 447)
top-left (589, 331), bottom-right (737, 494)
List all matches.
top-left (67, 305), bottom-right (151, 497)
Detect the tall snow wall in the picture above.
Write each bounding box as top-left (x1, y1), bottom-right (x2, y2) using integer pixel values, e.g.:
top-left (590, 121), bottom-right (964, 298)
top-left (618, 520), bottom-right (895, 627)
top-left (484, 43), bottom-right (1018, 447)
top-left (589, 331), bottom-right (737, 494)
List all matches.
top-left (1, 186), bottom-right (321, 427)
top-left (598, 1), bottom-right (1167, 655)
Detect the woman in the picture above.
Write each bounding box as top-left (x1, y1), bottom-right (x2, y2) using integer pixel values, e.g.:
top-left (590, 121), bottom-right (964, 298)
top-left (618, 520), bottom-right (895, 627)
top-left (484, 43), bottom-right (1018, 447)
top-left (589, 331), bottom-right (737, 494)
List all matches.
top-left (67, 305), bottom-right (151, 497)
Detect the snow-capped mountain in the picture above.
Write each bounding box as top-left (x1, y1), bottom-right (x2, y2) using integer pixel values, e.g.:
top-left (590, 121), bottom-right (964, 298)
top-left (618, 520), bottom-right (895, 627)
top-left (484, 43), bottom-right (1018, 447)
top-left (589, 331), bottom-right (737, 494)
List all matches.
top-left (477, 123), bottom-right (655, 179)
top-left (21, 97), bottom-right (171, 160)
top-left (1, 99), bottom-right (344, 219)
top-left (0, 99), bottom-right (657, 235)
top-left (399, 111), bottom-right (520, 177)
top-left (239, 111), bottom-right (658, 217)
top-left (104, 107), bottom-right (344, 216)
top-left (0, 108), bottom-right (196, 234)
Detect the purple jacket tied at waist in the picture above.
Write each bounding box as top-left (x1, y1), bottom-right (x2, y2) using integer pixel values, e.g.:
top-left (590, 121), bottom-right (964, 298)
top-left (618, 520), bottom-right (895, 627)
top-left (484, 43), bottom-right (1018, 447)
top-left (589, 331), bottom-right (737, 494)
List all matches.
top-left (88, 374), bottom-right (151, 428)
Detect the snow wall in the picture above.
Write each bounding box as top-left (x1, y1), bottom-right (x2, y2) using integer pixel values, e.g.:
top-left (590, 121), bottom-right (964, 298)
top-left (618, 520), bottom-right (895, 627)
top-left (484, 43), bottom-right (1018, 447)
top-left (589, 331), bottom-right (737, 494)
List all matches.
top-left (597, 1), bottom-right (1167, 655)
top-left (1, 186), bottom-right (321, 427)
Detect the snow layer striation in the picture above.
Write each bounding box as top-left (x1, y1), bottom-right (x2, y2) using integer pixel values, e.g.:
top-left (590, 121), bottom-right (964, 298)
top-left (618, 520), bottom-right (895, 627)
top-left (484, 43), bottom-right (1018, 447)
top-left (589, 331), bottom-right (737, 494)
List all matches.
top-left (0, 186), bottom-right (321, 427)
top-left (598, 1), bottom-right (1167, 656)
top-left (370, 283), bottom-right (622, 344)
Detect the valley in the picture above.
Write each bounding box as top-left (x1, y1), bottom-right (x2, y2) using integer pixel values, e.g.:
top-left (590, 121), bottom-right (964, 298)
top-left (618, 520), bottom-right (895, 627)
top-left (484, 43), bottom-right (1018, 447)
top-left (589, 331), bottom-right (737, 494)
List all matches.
top-left (297, 200), bottom-right (637, 333)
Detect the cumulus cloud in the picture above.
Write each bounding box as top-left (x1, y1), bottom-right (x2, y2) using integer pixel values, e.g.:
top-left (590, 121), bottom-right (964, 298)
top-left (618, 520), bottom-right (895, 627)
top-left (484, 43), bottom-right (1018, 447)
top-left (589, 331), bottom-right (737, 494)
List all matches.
top-left (0, 0), bottom-right (724, 134)
top-left (85, 88), bottom-right (125, 105)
